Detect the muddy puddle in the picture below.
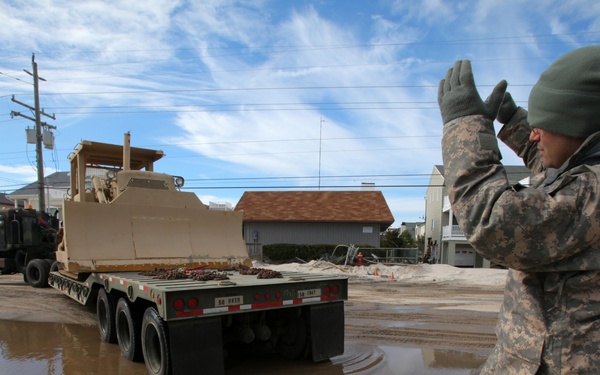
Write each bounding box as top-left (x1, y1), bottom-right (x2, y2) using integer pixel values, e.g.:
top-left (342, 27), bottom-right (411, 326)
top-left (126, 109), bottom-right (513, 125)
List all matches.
top-left (0, 319), bottom-right (486, 374)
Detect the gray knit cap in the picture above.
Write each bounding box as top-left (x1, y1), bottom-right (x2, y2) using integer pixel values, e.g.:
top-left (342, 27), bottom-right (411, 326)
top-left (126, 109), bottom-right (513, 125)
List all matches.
top-left (528, 45), bottom-right (600, 138)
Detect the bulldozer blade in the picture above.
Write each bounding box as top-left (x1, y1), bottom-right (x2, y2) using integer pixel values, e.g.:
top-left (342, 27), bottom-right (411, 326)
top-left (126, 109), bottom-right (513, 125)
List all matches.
top-left (56, 187), bottom-right (251, 273)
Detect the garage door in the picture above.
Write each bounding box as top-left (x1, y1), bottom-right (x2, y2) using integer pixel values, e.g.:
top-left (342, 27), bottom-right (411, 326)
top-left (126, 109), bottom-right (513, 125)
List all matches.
top-left (454, 245), bottom-right (475, 267)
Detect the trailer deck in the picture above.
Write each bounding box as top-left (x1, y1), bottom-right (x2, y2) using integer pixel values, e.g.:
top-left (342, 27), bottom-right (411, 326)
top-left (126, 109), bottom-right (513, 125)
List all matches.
top-left (49, 269), bottom-right (348, 320)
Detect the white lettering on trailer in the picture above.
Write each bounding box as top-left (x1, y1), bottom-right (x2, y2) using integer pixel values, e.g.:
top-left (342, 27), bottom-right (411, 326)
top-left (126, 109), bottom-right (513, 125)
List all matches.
top-left (297, 288), bottom-right (321, 298)
top-left (215, 295), bottom-right (243, 307)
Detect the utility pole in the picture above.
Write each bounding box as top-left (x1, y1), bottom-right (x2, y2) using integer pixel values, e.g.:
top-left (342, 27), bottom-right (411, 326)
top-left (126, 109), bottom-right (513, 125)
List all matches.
top-left (10, 54), bottom-right (56, 212)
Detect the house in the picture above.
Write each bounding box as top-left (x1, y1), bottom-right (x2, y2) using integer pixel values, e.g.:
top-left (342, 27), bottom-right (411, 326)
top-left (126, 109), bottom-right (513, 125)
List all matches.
top-left (0, 193), bottom-right (21, 208)
top-left (424, 165), bottom-right (533, 268)
top-left (234, 191), bottom-right (394, 249)
top-left (7, 171), bottom-right (70, 214)
top-left (399, 221), bottom-right (425, 241)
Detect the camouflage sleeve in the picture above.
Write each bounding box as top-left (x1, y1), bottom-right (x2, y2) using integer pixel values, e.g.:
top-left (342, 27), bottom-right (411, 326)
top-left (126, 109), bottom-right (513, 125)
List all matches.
top-left (496, 107), bottom-right (544, 174)
top-left (442, 114), bottom-right (599, 271)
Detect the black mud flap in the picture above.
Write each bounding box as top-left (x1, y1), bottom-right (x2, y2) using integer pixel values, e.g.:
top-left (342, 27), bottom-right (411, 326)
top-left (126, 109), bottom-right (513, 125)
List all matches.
top-left (309, 301), bottom-right (345, 362)
top-left (169, 317), bottom-right (224, 375)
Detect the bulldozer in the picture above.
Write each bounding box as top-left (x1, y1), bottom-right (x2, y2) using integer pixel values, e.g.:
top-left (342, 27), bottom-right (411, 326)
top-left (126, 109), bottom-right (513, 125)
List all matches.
top-left (56, 133), bottom-right (251, 277)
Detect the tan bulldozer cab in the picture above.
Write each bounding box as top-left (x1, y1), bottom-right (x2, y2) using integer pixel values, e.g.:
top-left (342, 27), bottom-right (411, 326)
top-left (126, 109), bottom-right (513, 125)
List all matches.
top-left (56, 133), bottom-right (251, 275)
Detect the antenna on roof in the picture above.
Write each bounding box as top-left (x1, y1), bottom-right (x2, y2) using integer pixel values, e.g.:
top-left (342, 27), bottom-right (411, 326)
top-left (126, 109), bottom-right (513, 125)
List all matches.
top-left (318, 117), bottom-right (326, 190)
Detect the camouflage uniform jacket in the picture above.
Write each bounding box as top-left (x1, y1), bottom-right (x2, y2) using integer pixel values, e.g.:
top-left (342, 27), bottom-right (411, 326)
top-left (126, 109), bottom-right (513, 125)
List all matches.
top-left (442, 110), bottom-right (600, 374)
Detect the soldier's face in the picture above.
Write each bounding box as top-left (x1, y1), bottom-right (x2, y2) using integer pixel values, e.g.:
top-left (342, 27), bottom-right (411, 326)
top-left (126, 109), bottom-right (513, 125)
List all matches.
top-left (529, 128), bottom-right (585, 168)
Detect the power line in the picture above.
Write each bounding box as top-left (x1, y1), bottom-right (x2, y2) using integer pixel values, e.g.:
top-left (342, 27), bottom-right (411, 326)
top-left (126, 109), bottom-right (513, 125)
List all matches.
top-left (42, 100), bottom-right (438, 110)
top-left (21, 30), bottom-right (600, 70)
top-left (36, 31), bottom-right (597, 56)
top-left (186, 173), bottom-right (437, 182)
top-left (5, 81), bottom-right (532, 102)
top-left (182, 184), bottom-right (445, 190)
top-left (0, 134), bottom-right (441, 157)
top-left (25, 84), bottom-right (441, 97)
top-left (36, 56), bottom-right (558, 84)
top-left (30, 106), bottom-right (442, 116)
top-left (0, 100), bottom-right (461, 116)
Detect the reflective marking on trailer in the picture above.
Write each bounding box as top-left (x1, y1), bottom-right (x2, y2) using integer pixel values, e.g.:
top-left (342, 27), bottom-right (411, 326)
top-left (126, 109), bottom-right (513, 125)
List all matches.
top-left (251, 301), bottom-right (284, 309)
top-left (202, 306), bottom-right (229, 315)
top-left (174, 296), bottom-right (336, 318)
top-left (303, 297), bottom-right (321, 303)
top-left (139, 285), bottom-right (148, 291)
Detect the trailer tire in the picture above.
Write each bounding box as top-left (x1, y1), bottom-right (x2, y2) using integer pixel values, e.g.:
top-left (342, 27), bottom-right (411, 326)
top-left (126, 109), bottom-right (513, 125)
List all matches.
top-left (97, 288), bottom-right (117, 344)
top-left (116, 298), bottom-right (143, 362)
top-left (142, 307), bottom-right (170, 375)
top-left (277, 315), bottom-right (308, 360)
top-left (26, 258), bottom-right (50, 288)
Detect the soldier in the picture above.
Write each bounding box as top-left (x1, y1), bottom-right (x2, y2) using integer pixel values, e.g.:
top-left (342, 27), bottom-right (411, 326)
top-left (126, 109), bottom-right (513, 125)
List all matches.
top-left (437, 45), bottom-right (600, 374)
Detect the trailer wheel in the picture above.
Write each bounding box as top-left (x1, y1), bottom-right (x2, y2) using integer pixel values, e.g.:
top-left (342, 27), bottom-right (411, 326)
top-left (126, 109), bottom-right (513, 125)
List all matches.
top-left (142, 307), bottom-right (171, 375)
top-left (277, 315), bottom-right (308, 359)
top-left (97, 288), bottom-right (117, 343)
top-left (116, 298), bottom-right (143, 362)
top-left (26, 259), bottom-right (50, 288)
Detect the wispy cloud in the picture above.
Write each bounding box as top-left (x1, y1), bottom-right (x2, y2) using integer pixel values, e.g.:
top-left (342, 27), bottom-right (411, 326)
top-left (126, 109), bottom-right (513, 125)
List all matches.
top-left (0, 0), bottom-right (597, 223)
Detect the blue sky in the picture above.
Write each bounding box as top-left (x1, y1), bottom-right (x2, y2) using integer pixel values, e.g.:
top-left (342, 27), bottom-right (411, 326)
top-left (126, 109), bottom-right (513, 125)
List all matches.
top-left (0, 0), bottom-right (598, 226)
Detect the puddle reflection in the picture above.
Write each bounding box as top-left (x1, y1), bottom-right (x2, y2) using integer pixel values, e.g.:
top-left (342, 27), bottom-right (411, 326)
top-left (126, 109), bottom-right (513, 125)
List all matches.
top-left (0, 319), bottom-right (486, 374)
top-left (0, 319), bottom-right (145, 374)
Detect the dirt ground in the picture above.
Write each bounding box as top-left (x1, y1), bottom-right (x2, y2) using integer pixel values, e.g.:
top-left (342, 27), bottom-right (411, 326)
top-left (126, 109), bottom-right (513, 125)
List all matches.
top-left (345, 279), bottom-right (503, 352)
top-left (0, 273), bottom-right (504, 353)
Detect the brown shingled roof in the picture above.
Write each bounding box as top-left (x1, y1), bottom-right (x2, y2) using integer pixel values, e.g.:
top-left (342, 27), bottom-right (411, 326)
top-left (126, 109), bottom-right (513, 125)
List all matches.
top-left (235, 191), bottom-right (394, 225)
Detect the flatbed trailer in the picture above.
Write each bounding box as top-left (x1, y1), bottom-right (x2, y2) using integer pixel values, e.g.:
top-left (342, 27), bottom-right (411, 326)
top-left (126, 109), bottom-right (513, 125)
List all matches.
top-left (47, 134), bottom-right (348, 374)
top-left (49, 267), bottom-right (347, 375)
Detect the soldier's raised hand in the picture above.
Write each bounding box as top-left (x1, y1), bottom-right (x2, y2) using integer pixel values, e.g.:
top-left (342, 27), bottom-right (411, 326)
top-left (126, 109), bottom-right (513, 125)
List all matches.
top-left (438, 60), bottom-right (507, 124)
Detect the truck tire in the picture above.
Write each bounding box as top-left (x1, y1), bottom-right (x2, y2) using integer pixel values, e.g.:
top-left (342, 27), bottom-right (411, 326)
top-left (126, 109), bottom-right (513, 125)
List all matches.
top-left (50, 261), bottom-right (60, 273)
top-left (116, 298), bottom-right (143, 362)
top-left (0, 256), bottom-right (17, 274)
top-left (97, 288), bottom-right (117, 343)
top-left (15, 250), bottom-right (27, 274)
top-left (142, 307), bottom-right (171, 375)
top-left (26, 259), bottom-right (51, 288)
